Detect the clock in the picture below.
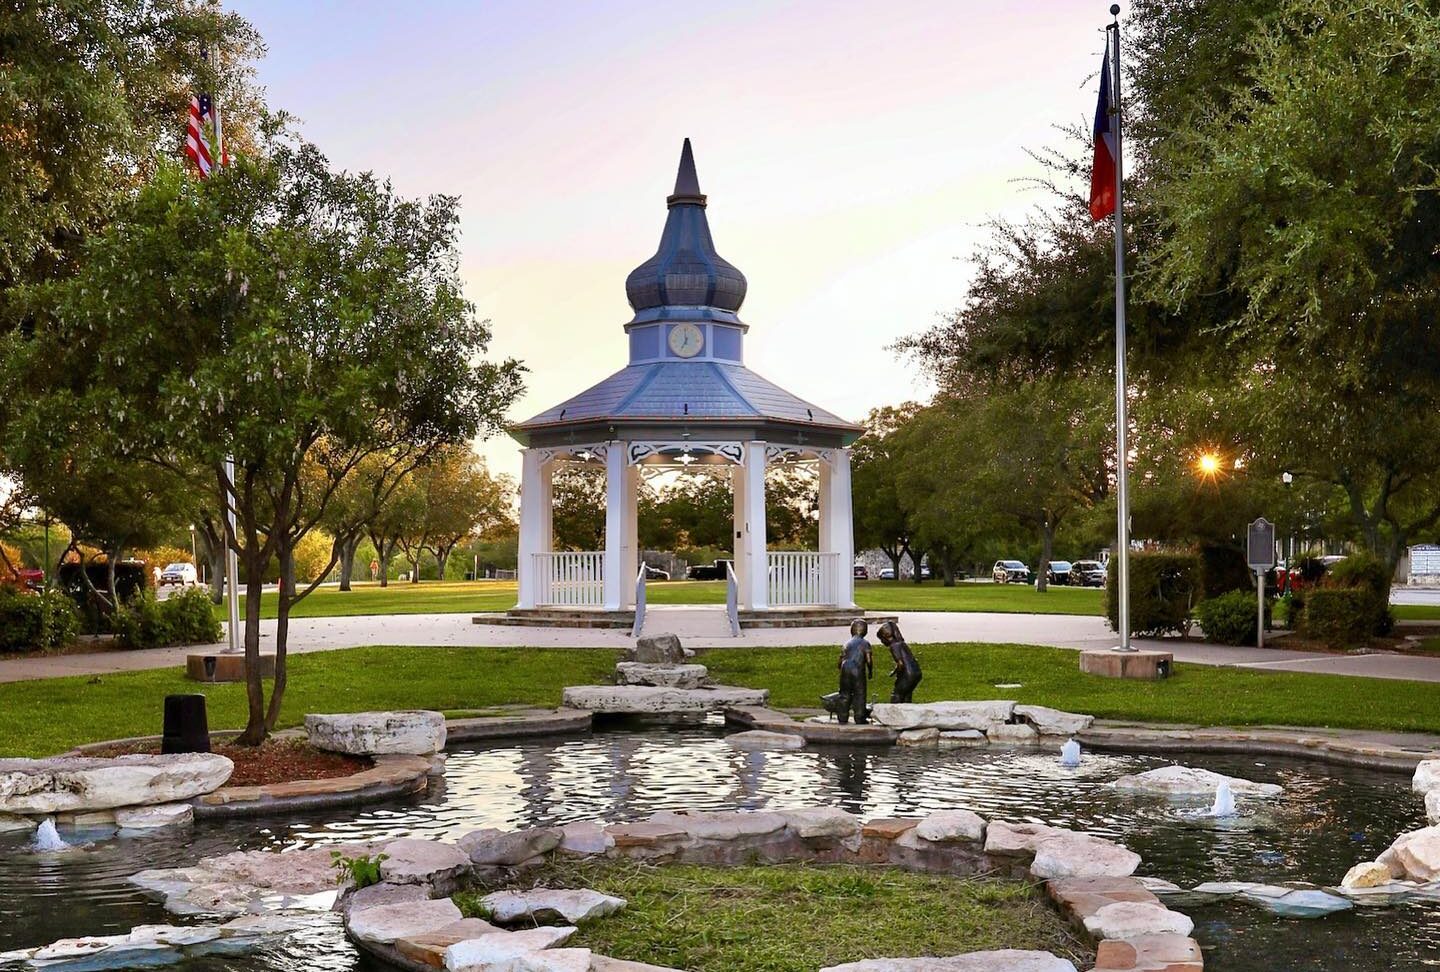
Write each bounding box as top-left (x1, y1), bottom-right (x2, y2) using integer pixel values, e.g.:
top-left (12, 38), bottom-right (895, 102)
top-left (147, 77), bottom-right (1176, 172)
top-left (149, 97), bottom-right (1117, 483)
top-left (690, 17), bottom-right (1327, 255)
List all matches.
top-left (668, 322), bottom-right (704, 358)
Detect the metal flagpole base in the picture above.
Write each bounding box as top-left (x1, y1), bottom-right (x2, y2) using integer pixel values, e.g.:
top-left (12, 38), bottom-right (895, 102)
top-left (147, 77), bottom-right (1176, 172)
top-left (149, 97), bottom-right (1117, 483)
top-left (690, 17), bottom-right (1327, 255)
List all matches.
top-left (1110, 645), bottom-right (1139, 652)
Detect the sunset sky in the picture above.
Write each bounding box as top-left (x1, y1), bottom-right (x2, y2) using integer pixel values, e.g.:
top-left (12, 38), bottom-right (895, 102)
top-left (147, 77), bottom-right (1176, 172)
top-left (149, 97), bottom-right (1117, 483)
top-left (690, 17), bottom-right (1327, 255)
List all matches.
top-left (229, 0), bottom-right (1112, 477)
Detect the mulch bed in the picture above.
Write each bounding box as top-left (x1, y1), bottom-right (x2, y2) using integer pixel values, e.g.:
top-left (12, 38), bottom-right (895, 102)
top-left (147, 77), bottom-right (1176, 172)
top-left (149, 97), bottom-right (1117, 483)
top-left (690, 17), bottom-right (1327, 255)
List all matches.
top-left (85, 738), bottom-right (373, 787)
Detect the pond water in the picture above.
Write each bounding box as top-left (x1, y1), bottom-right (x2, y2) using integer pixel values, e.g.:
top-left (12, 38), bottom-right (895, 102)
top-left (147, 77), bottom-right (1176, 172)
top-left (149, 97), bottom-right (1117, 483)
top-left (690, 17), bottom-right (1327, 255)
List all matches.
top-left (0, 724), bottom-right (1434, 971)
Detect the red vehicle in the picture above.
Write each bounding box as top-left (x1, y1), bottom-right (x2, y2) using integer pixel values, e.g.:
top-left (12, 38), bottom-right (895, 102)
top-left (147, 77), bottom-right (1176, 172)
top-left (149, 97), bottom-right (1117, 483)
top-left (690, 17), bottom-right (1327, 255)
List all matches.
top-left (2, 567), bottom-right (44, 592)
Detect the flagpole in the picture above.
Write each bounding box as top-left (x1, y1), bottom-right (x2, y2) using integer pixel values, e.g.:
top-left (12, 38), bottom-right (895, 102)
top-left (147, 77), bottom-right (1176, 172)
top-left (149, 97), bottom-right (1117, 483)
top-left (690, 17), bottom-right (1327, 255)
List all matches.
top-left (1108, 4), bottom-right (1133, 652)
top-left (209, 44), bottom-right (242, 656)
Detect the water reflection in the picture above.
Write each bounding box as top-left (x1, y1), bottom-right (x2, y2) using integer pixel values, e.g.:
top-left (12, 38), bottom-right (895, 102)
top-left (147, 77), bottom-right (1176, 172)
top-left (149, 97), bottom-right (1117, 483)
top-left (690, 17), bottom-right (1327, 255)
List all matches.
top-left (0, 726), bottom-right (1434, 972)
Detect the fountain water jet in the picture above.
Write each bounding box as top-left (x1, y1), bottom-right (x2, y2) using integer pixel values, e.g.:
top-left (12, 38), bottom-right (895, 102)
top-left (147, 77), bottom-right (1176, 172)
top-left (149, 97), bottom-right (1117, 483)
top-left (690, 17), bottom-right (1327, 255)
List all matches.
top-left (1059, 738), bottom-right (1082, 768)
top-left (32, 818), bottom-right (71, 852)
top-left (1207, 779), bottom-right (1236, 817)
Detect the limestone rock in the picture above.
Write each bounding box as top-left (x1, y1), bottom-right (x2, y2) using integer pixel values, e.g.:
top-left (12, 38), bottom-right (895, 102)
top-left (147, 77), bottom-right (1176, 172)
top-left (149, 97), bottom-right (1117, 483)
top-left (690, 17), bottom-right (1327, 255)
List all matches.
top-left (628, 633), bottom-right (686, 664)
top-left (558, 821), bottom-right (614, 856)
top-left (1428, 790), bottom-right (1440, 825)
top-left (0, 813), bottom-right (37, 834)
top-left (615, 662), bottom-right (708, 688)
top-left (460, 827), bottom-right (563, 866)
top-left (1110, 765), bottom-right (1282, 799)
top-left (115, 803), bottom-right (193, 830)
top-left (589, 957), bottom-right (688, 972)
top-left (1242, 888), bottom-right (1351, 917)
top-left (780, 806), bottom-right (863, 840)
top-left (339, 882), bottom-right (430, 916)
top-left (0, 753), bottom-right (233, 814)
top-left (897, 728), bottom-right (941, 747)
top-left (560, 684), bottom-right (768, 714)
top-left (724, 730), bottom-right (804, 751)
top-left (481, 888), bottom-right (626, 924)
top-left (914, 810), bottom-right (986, 844)
top-left (1029, 833), bottom-right (1141, 880)
top-left (983, 821), bottom-right (1068, 857)
top-left (1013, 705), bottom-right (1094, 735)
top-left (1082, 901), bottom-right (1193, 940)
top-left (648, 809), bottom-right (787, 841)
top-left (1380, 826), bottom-right (1440, 882)
top-left (937, 730), bottom-right (987, 748)
top-left (305, 711), bottom-right (446, 756)
top-left (986, 723), bottom-right (1040, 745)
top-left (869, 701), bottom-right (1016, 732)
top-left (218, 914), bottom-right (315, 937)
top-left (1413, 759), bottom-right (1440, 794)
top-left (444, 926), bottom-right (577, 971)
top-left (821, 950), bottom-right (1078, 972)
top-left (379, 838), bottom-right (472, 888)
top-left (1342, 861), bottom-right (1394, 890)
top-left (348, 897), bottom-right (463, 944)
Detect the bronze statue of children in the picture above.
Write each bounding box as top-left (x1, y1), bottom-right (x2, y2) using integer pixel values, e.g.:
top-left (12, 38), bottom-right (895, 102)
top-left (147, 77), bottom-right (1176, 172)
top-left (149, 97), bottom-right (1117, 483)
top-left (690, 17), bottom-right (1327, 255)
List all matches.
top-left (837, 619), bottom-right (874, 725)
top-left (877, 620), bottom-right (922, 704)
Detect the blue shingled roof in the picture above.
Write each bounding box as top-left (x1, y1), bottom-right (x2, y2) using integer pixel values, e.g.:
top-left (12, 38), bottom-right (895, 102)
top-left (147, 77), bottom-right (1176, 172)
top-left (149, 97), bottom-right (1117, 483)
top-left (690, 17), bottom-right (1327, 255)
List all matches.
top-left (514, 361), bottom-right (858, 432)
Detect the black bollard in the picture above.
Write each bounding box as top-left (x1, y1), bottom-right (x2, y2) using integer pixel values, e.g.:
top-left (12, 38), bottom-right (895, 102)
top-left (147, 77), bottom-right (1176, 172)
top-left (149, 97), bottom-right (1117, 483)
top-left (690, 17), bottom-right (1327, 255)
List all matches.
top-left (161, 694), bottom-right (211, 754)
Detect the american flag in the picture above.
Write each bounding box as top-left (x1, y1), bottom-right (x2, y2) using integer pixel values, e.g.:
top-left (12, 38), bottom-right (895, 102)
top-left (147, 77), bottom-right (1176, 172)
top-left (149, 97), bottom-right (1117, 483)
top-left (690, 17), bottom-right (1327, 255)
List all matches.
top-left (184, 92), bottom-right (222, 177)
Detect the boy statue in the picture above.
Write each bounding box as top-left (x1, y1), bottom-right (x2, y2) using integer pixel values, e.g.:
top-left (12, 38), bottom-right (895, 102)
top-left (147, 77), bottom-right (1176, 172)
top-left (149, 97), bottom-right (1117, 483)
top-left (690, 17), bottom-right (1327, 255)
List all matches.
top-left (836, 619), bottom-right (874, 724)
top-left (877, 620), bottom-right (922, 704)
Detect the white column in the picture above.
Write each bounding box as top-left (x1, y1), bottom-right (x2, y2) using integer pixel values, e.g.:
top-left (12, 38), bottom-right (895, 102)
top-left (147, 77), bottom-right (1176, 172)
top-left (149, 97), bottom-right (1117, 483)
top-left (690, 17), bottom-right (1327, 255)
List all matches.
top-left (621, 461), bottom-right (639, 609)
top-left (517, 448), bottom-right (544, 609)
top-left (744, 441), bottom-right (767, 610)
top-left (824, 448), bottom-right (856, 608)
top-left (603, 443), bottom-right (625, 610)
top-left (539, 460), bottom-right (554, 556)
top-left (731, 463), bottom-right (748, 607)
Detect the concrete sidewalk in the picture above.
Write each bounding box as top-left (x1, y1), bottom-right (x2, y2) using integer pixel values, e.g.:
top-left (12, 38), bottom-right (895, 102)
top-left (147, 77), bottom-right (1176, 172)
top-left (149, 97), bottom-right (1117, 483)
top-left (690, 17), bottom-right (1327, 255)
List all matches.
top-left (2, 607), bottom-right (1439, 684)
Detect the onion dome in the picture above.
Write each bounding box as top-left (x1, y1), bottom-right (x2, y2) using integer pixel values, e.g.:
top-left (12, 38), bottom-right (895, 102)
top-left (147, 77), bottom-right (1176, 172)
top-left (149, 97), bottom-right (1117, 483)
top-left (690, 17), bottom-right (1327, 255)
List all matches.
top-left (624, 139), bottom-right (748, 325)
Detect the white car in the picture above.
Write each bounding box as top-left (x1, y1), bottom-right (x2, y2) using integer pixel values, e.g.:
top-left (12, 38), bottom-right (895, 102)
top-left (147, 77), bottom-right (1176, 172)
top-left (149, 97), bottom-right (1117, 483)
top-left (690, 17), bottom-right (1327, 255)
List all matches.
top-left (158, 562), bottom-right (198, 587)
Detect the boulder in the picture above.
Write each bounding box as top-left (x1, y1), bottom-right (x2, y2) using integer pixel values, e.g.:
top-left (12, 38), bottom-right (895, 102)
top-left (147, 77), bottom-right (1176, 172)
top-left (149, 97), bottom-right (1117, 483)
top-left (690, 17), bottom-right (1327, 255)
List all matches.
top-left (1342, 861), bottom-right (1394, 890)
top-left (560, 685), bottom-right (768, 714)
top-left (1429, 790), bottom-right (1440, 826)
top-left (481, 888), bottom-right (626, 924)
top-left (460, 827), bottom-right (563, 866)
top-left (0, 813), bottom-right (36, 834)
top-left (444, 926), bottom-right (578, 971)
top-left (914, 810), bottom-right (986, 844)
top-left (986, 723), bottom-right (1040, 745)
top-left (724, 730), bottom-right (804, 751)
top-left (779, 807), bottom-right (863, 840)
top-left (1413, 759), bottom-right (1440, 794)
top-left (0, 753), bottom-right (233, 814)
top-left (628, 633), bottom-right (686, 664)
top-left (1379, 826), bottom-right (1440, 882)
top-left (897, 728), bottom-right (942, 747)
top-left (869, 701), bottom-right (1016, 732)
top-left (1013, 705), bottom-right (1094, 735)
top-left (983, 821), bottom-right (1068, 857)
top-left (305, 711), bottom-right (446, 756)
top-left (821, 951), bottom-right (1079, 972)
top-left (348, 897), bottom-right (463, 944)
top-left (338, 882), bottom-right (430, 916)
top-left (1110, 765), bottom-right (1283, 798)
top-left (1030, 833), bottom-right (1141, 880)
top-left (115, 804), bottom-right (193, 830)
top-left (1082, 901), bottom-right (1193, 940)
top-left (648, 809), bottom-right (788, 841)
top-left (378, 838), bottom-right (472, 888)
top-left (558, 821), bottom-right (614, 856)
top-left (614, 662), bottom-right (709, 688)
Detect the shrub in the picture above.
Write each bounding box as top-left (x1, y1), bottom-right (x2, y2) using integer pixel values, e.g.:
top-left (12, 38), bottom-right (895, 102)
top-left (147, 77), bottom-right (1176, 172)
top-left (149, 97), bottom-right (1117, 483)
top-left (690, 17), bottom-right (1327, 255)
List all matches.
top-left (1300, 588), bottom-right (1375, 648)
top-left (112, 587), bottom-right (223, 650)
top-left (0, 588), bottom-right (81, 654)
top-left (1106, 551), bottom-right (1200, 637)
top-left (1198, 544), bottom-right (1253, 599)
top-left (332, 851), bottom-right (388, 889)
top-left (1195, 589), bottom-right (1261, 645)
top-left (1327, 553), bottom-right (1394, 635)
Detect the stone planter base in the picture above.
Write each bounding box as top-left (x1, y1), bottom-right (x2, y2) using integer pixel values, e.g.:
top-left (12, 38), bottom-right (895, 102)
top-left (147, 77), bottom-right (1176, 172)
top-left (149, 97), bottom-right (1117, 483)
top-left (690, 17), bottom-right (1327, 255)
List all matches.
top-left (186, 653), bottom-right (276, 683)
top-left (1079, 649), bottom-right (1173, 680)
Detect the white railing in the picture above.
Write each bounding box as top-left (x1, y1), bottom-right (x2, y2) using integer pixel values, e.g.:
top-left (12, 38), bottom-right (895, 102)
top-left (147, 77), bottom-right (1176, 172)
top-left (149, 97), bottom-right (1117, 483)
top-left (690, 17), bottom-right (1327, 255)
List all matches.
top-left (533, 552), bottom-right (604, 607)
top-left (632, 563), bottom-right (647, 637)
top-left (725, 561), bottom-right (741, 637)
top-left (766, 551), bottom-right (842, 607)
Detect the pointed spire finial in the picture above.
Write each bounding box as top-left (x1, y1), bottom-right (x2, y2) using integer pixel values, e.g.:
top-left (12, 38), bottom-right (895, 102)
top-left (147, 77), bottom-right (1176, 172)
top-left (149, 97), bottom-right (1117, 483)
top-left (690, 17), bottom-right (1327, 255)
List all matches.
top-left (667, 137), bottom-right (707, 208)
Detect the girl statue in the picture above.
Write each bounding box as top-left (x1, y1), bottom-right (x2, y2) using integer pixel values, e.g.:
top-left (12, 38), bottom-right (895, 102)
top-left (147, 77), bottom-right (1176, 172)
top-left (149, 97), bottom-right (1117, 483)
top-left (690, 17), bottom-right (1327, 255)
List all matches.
top-left (877, 620), bottom-right (922, 704)
top-left (836, 619), bottom-right (874, 724)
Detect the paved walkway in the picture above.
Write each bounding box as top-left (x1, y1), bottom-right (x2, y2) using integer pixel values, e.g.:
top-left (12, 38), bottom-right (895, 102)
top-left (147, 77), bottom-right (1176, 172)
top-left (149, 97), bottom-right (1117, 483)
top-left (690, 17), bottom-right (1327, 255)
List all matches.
top-left (3, 606), bottom-right (1440, 684)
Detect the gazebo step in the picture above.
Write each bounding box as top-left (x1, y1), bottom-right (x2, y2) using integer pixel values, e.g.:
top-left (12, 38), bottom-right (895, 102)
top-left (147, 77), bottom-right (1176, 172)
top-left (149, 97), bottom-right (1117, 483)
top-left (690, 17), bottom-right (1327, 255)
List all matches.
top-left (737, 610), bottom-right (898, 630)
top-left (472, 609), bottom-right (636, 629)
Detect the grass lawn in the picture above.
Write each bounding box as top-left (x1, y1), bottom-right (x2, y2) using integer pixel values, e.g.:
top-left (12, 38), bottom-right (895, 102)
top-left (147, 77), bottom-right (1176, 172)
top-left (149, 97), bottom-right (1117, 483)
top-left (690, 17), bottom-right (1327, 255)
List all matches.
top-left (454, 859), bottom-right (1086, 972)
top-left (6, 641), bottom-right (1440, 757)
top-left (216, 578), bottom-right (1105, 620)
top-left (1394, 603), bottom-right (1440, 621)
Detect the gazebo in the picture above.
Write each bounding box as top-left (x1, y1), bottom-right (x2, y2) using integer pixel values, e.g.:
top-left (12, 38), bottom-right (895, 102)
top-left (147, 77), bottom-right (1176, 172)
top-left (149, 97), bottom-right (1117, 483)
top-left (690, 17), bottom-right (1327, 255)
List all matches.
top-left (507, 140), bottom-right (862, 627)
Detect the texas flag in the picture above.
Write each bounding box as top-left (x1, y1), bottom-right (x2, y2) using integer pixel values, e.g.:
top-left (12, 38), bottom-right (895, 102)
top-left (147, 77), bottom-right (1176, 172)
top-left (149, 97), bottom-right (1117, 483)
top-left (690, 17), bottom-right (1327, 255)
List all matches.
top-left (1090, 47), bottom-right (1117, 222)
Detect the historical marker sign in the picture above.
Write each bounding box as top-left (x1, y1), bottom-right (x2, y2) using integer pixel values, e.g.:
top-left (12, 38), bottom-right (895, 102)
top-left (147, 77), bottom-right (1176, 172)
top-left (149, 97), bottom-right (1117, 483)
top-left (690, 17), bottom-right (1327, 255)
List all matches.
top-left (1247, 517), bottom-right (1276, 571)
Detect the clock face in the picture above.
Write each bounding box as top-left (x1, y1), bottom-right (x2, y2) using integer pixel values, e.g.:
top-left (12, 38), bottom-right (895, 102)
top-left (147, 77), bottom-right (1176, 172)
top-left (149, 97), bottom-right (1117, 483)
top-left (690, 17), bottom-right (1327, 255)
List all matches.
top-left (668, 323), bottom-right (704, 358)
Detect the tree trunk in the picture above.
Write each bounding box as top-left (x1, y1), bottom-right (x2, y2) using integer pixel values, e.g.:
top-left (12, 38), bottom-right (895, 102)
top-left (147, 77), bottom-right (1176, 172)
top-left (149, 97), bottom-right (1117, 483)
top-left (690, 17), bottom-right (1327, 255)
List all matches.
top-left (1036, 520), bottom-right (1054, 593)
top-left (337, 535), bottom-right (358, 592)
top-left (907, 547), bottom-right (926, 584)
top-left (410, 552), bottom-right (421, 583)
top-left (376, 537), bottom-right (393, 587)
top-left (435, 546), bottom-right (451, 582)
top-left (235, 550), bottom-right (269, 746)
top-left (264, 547), bottom-right (292, 732)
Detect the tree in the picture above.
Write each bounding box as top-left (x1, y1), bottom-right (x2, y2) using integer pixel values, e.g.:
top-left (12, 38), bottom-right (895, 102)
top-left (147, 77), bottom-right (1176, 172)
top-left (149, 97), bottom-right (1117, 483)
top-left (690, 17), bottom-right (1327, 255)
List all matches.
top-left (551, 466), bottom-right (606, 551)
top-left (20, 143), bottom-right (523, 744)
top-left (638, 473), bottom-right (733, 552)
top-left (851, 405), bottom-right (921, 580)
top-left (393, 447), bottom-right (512, 582)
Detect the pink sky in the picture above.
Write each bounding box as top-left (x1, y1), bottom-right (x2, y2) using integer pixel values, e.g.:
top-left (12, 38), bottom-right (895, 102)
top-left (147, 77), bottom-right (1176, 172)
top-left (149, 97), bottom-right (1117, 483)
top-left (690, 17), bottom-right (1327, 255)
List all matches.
top-left (230, 0), bottom-right (1111, 477)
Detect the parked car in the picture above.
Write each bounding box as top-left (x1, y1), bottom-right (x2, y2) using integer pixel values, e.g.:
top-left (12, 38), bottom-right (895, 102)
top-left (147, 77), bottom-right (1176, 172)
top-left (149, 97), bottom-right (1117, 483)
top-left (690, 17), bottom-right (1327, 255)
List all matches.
top-left (1045, 560), bottom-right (1073, 585)
top-left (878, 566), bottom-right (896, 580)
top-left (642, 565), bottom-right (670, 581)
top-left (685, 559), bottom-right (734, 581)
top-left (920, 565), bottom-right (932, 580)
top-left (853, 564), bottom-right (869, 580)
top-left (1071, 560), bottom-right (1107, 587)
top-left (159, 562), bottom-right (198, 587)
top-left (992, 560), bottom-right (1032, 584)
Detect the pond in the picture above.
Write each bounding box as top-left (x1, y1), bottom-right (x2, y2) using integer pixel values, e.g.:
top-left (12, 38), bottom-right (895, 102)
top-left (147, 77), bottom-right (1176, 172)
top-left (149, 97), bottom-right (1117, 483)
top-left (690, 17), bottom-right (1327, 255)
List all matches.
top-left (0, 724), bottom-right (1433, 971)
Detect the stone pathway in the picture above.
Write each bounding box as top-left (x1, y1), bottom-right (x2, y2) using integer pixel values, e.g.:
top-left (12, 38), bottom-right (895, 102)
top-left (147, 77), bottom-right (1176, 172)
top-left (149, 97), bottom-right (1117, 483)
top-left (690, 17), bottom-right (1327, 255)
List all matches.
top-left (5, 609), bottom-right (1440, 684)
